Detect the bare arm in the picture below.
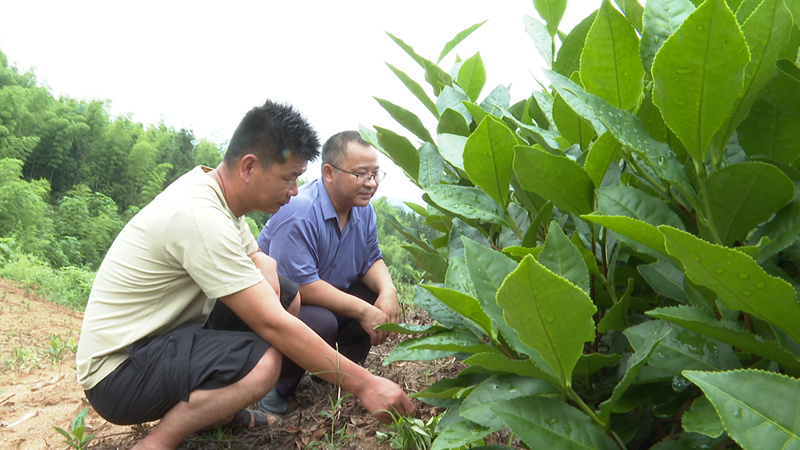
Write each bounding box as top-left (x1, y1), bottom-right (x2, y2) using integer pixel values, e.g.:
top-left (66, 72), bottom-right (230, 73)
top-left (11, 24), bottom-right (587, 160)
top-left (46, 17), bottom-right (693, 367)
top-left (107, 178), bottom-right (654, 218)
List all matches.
top-left (248, 250), bottom-right (280, 294)
top-left (220, 281), bottom-right (415, 422)
top-left (361, 259), bottom-right (400, 325)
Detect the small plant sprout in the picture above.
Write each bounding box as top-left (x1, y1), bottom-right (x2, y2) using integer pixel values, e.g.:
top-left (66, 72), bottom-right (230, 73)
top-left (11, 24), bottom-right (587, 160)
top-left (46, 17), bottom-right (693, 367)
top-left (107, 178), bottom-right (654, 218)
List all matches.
top-left (54, 407), bottom-right (96, 450)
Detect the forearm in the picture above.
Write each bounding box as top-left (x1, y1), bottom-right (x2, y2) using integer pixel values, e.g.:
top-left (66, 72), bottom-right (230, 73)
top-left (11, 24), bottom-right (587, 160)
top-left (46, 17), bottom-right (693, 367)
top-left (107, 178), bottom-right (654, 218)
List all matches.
top-left (299, 279), bottom-right (373, 319)
top-left (361, 259), bottom-right (396, 297)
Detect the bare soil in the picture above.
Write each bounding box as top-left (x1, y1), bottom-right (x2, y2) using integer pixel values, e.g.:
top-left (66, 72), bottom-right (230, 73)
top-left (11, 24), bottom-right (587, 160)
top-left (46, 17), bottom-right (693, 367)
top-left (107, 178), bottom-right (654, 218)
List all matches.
top-left (0, 278), bottom-right (484, 449)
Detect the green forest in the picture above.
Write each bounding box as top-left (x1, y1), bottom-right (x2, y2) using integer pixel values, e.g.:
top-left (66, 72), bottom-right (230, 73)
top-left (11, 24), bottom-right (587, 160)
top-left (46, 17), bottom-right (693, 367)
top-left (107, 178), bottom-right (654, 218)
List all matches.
top-left (0, 48), bottom-right (428, 310)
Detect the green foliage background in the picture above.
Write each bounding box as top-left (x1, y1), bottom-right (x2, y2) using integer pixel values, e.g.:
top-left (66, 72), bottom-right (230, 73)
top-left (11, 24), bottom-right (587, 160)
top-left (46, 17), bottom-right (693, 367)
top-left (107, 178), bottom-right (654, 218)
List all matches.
top-left (369, 0), bottom-right (800, 448)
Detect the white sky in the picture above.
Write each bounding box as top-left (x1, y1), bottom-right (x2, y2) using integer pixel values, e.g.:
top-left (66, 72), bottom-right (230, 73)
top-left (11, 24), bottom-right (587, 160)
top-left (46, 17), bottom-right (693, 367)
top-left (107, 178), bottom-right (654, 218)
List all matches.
top-left (0, 0), bottom-right (601, 203)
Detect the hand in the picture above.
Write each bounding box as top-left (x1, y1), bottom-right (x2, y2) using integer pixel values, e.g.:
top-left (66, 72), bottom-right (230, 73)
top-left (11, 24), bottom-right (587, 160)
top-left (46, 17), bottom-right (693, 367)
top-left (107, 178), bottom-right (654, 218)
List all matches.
top-left (356, 374), bottom-right (416, 424)
top-left (374, 289), bottom-right (401, 325)
top-left (359, 305), bottom-right (389, 345)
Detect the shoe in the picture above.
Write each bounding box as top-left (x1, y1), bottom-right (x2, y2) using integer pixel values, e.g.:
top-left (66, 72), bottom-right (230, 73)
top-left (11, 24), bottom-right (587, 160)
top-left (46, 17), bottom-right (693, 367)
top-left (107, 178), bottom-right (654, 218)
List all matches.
top-left (232, 408), bottom-right (279, 429)
top-left (256, 388), bottom-right (289, 416)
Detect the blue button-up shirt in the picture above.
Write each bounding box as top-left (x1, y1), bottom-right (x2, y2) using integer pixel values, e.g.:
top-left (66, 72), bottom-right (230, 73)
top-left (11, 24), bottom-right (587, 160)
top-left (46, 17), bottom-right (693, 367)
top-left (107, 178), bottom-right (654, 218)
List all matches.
top-left (258, 179), bottom-right (382, 288)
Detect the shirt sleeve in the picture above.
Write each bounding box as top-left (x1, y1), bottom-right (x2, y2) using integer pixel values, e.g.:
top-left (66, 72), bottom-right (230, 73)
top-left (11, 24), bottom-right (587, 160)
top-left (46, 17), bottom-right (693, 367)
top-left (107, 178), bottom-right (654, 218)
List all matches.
top-left (267, 216), bottom-right (322, 286)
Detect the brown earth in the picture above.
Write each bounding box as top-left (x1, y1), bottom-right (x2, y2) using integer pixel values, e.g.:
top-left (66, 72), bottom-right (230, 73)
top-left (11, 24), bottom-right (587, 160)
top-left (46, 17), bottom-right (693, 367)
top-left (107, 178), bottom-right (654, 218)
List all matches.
top-left (0, 278), bottom-right (502, 449)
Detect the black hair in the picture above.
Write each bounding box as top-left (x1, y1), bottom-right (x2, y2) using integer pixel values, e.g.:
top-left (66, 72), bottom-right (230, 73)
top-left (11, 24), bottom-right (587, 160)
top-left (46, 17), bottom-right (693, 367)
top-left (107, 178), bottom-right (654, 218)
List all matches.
top-left (321, 130), bottom-right (370, 169)
top-left (223, 100), bottom-right (320, 167)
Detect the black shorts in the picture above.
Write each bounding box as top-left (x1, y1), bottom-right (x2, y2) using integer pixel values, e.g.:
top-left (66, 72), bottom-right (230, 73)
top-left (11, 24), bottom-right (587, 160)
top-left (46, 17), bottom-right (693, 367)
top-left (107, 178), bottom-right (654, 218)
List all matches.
top-left (85, 276), bottom-right (299, 425)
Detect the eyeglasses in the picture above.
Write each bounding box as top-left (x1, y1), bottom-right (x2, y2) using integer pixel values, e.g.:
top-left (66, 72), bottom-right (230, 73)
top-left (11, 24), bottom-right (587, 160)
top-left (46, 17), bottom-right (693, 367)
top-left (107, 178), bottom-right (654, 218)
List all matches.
top-left (329, 164), bottom-right (386, 183)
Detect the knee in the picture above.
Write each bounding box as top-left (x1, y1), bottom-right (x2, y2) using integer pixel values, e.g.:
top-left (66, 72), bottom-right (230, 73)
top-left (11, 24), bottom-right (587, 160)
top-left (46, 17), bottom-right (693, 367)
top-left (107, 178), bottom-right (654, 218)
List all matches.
top-left (287, 292), bottom-right (301, 316)
top-left (250, 347), bottom-right (282, 397)
top-left (298, 305), bottom-right (337, 344)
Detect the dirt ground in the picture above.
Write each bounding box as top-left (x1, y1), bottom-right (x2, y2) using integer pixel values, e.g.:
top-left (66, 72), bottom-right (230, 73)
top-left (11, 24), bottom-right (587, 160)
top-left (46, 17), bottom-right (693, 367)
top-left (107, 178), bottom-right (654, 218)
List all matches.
top-left (0, 278), bottom-right (480, 450)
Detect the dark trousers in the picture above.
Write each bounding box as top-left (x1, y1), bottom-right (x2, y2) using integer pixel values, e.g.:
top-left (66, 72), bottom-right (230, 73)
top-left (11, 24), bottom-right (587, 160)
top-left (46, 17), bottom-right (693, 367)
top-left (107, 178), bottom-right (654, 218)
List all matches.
top-left (275, 279), bottom-right (378, 398)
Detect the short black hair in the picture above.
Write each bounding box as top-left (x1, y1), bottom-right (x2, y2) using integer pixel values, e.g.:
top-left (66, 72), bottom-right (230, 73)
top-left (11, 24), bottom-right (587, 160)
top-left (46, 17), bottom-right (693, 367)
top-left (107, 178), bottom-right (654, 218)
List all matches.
top-left (321, 130), bottom-right (370, 169)
top-left (224, 100), bottom-right (320, 167)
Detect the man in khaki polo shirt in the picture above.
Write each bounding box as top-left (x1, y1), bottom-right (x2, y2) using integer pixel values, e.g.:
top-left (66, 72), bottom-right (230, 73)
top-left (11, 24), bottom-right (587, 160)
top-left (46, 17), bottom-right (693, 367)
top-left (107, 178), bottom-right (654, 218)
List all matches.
top-left (76, 100), bottom-right (414, 450)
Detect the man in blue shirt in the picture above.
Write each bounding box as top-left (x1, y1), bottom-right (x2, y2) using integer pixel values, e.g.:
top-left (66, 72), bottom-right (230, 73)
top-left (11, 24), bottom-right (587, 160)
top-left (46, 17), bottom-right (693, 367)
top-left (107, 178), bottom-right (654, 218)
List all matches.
top-left (256, 130), bottom-right (400, 416)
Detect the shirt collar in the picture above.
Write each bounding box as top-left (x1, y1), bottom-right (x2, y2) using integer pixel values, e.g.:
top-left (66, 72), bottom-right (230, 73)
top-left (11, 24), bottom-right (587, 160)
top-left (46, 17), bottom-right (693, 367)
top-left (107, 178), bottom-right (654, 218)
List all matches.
top-left (315, 178), bottom-right (361, 226)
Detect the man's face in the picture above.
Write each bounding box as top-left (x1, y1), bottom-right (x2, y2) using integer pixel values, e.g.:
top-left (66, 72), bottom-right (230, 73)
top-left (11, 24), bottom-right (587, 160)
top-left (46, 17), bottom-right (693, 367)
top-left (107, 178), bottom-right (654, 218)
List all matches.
top-left (328, 142), bottom-right (380, 209)
top-left (252, 153), bottom-right (308, 213)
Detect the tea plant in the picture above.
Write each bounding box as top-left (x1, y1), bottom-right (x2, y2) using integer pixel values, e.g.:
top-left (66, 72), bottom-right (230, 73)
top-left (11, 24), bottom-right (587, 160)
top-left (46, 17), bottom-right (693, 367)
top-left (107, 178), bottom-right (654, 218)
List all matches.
top-left (369, 0), bottom-right (800, 448)
top-left (54, 407), bottom-right (96, 450)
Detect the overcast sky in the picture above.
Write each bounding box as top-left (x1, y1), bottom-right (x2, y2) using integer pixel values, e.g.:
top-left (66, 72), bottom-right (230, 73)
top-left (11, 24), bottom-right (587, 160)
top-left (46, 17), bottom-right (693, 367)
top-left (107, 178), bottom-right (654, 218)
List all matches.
top-left (0, 0), bottom-right (601, 203)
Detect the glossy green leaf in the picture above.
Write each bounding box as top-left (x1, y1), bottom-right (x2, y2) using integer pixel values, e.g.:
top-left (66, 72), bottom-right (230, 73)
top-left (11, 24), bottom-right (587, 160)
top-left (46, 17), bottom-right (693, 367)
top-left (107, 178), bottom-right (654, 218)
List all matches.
top-left (490, 397), bottom-right (618, 450)
top-left (545, 70), bottom-right (696, 204)
top-left (524, 15), bottom-right (554, 67)
top-left (437, 21), bottom-right (487, 63)
top-left (553, 89), bottom-right (596, 150)
top-left (437, 108), bottom-right (470, 137)
top-left (464, 116), bottom-right (517, 208)
top-left (625, 320), bottom-right (741, 376)
top-left (432, 417), bottom-right (496, 450)
top-left (385, 336), bottom-right (463, 364)
top-left (554, 11), bottom-right (597, 77)
top-left (464, 353), bottom-right (559, 384)
top-left (539, 221), bottom-right (590, 294)
top-left (651, 0), bottom-right (750, 163)
top-left (375, 126), bottom-right (420, 182)
top-left (738, 99), bottom-right (800, 166)
top-left (763, 59), bottom-right (800, 121)
top-left (682, 395), bottom-right (725, 438)
top-left (584, 132), bottom-right (620, 187)
top-left (437, 133), bottom-right (467, 170)
top-left (373, 97), bottom-right (433, 144)
top-left (638, 260), bottom-right (688, 303)
top-left (403, 329), bottom-right (501, 355)
top-left (596, 186), bottom-right (685, 230)
top-left (582, 214), bottom-right (669, 257)
top-left (533, 0), bottom-right (568, 36)
top-left (683, 369), bottom-right (800, 449)
top-left (750, 198), bottom-right (800, 263)
top-left (597, 278), bottom-right (634, 332)
top-left (598, 321), bottom-right (671, 423)
top-left (640, 0), bottom-right (695, 72)
top-left (457, 52), bottom-right (486, 103)
top-left (647, 305), bottom-right (800, 374)
top-left (480, 84), bottom-right (512, 116)
top-left (383, 213), bottom-right (436, 253)
top-left (720, 0), bottom-right (794, 143)
top-left (418, 142), bottom-right (444, 189)
top-left (497, 255), bottom-right (597, 386)
top-left (424, 185), bottom-right (509, 227)
top-left (403, 246), bottom-right (447, 282)
top-left (462, 238), bottom-right (518, 340)
top-left (461, 375), bottom-right (561, 430)
top-left (660, 226), bottom-right (800, 345)
top-left (422, 285), bottom-right (493, 337)
top-left (580, 0), bottom-right (644, 111)
top-left (573, 353), bottom-right (622, 377)
top-left (436, 86), bottom-right (472, 124)
top-left (702, 162), bottom-right (794, 246)
top-left (385, 63), bottom-right (439, 119)
top-left (444, 256), bottom-right (474, 297)
top-left (514, 145), bottom-right (594, 216)
top-left (613, 0), bottom-right (645, 32)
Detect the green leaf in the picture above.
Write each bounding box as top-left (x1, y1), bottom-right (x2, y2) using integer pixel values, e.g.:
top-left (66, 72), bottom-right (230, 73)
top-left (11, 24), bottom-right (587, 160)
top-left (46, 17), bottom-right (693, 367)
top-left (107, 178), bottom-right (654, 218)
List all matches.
top-left (375, 322), bottom-right (448, 335)
top-left (464, 353), bottom-right (559, 384)
top-left (524, 15), bottom-right (554, 67)
top-left (497, 255), bottom-right (597, 386)
top-left (373, 97), bottom-right (434, 144)
top-left (384, 213), bottom-right (436, 253)
top-left (584, 132), bottom-right (620, 187)
top-left (480, 84), bottom-right (512, 116)
top-left (738, 99), bottom-right (800, 166)
top-left (437, 21), bottom-right (487, 63)
top-left (514, 145), bottom-right (595, 216)
top-left (651, 0), bottom-right (750, 163)
top-left (647, 305), bottom-right (800, 374)
top-left (625, 320), bottom-right (741, 375)
top-left (539, 221), bottom-right (590, 294)
top-left (596, 186), bottom-right (685, 230)
top-left (573, 353), bottom-right (622, 377)
top-left (432, 416), bottom-right (495, 450)
top-left (457, 53), bottom-right (486, 103)
top-left (640, 0), bottom-right (695, 72)
top-left (660, 226), bottom-right (800, 345)
top-left (403, 246), bottom-right (447, 282)
top-left (437, 108), bottom-right (470, 137)
top-left (422, 285), bottom-right (494, 338)
top-left (436, 86), bottom-right (472, 124)
top-left (683, 369), bottom-right (800, 450)
top-left (613, 0), bottom-right (645, 32)
top-left (553, 88), bottom-right (596, 150)
top-left (598, 321), bottom-right (671, 423)
top-left (580, 0), bottom-right (645, 111)
top-left (444, 256), bottom-right (474, 297)
top-left (460, 375), bottom-right (561, 430)
top-left (385, 337), bottom-right (463, 364)
top-left (533, 0), bottom-right (568, 36)
top-left (490, 397), bottom-right (618, 450)
top-left (424, 185), bottom-right (510, 227)
top-left (385, 63), bottom-right (439, 119)
top-left (638, 260), bottom-right (689, 303)
top-left (750, 197), bottom-right (800, 263)
top-left (554, 11), bottom-right (597, 77)
top-left (597, 278), bottom-right (634, 332)
top-left (682, 395), bottom-right (725, 438)
top-left (582, 214), bottom-right (669, 257)
top-left (437, 133), bottom-right (467, 171)
top-left (403, 329), bottom-right (501, 355)
top-left (763, 59), bottom-right (800, 121)
top-left (375, 126), bottom-right (420, 182)
top-left (545, 70), bottom-right (697, 204)
top-left (418, 142), bottom-right (444, 189)
top-left (464, 116), bottom-right (517, 208)
top-left (702, 162), bottom-right (794, 246)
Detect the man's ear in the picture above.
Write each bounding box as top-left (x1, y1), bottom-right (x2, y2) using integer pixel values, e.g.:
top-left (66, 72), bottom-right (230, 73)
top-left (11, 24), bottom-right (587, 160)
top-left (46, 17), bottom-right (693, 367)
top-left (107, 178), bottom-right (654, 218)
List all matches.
top-left (240, 154), bottom-right (259, 182)
top-left (322, 163), bottom-right (336, 183)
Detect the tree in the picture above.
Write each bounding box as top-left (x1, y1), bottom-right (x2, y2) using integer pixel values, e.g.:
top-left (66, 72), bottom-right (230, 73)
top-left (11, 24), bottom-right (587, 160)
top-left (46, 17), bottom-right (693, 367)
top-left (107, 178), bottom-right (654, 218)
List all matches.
top-left (369, 0), bottom-right (800, 448)
top-left (0, 158), bottom-right (53, 258)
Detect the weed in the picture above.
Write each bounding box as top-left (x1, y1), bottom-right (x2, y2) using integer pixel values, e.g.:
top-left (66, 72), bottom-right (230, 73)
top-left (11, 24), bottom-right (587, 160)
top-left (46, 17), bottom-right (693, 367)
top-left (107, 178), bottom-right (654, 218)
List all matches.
top-left (54, 407), bottom-right (96, 450)
top-left (3, 346), bottom-right (39, 370)
top-left (47, 334), bottom-right (69, 364)
top-left (376, 412), bottom-right (440, 450)
top-left (307, 389), bottom-right (356, 449)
